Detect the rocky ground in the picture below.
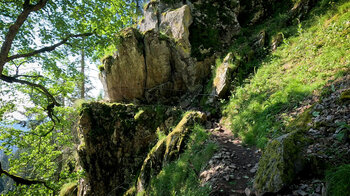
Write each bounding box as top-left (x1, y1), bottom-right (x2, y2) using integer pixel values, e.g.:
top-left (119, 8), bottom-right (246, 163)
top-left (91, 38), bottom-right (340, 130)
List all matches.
top-left (200, 122), bottom-right (261, 196)
top-left (199, 74), bottom-right (350, 196)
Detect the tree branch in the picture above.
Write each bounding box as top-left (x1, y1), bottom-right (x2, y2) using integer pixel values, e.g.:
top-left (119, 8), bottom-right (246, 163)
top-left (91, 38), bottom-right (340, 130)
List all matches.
top-left (0, 162), bottom-right (55, 191)
top-left (0, 74), bottom-right (60, 130)
top-left (14, 74), bottom-right (45, 79)
top-left (0, 74), bottom-right (59, 106)
top-left (0, 0), bottom-right (48, 73)
top-left (7, 32), bottom-right (94, 61)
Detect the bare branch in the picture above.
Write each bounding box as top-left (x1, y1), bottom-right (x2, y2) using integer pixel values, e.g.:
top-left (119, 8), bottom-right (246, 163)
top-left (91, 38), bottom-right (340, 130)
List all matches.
top-left (0, 74), bottom-right (59, 106)
top-left (7, 32), bottom-right (94, 61)
top-left (0, 162), bottom-right (55, 191)
top-left (14, 75), bottom-right (45, 79)
top-left (0, 0), bottom-right (48, 73)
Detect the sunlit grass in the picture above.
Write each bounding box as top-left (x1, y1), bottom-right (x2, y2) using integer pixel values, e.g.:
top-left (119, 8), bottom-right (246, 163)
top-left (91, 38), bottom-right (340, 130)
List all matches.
top-left (148, 125), bottom-right (216, 196)
top-left (224, 0), bottom-right (350, 148)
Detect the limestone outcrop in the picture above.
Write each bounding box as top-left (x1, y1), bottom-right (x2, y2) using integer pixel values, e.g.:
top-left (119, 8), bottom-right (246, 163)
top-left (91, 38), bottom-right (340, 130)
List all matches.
top-left (136, 111), bottom-right (206, 193)
top-left (99, 0), bottom-right (254, 103)
top-left (77, 102), bottom-right (182, 196)
top-left (100, 2), bottom-right (205, 103)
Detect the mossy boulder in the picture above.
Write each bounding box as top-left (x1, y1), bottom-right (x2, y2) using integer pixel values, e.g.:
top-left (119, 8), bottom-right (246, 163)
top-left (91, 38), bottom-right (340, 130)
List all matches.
top-left (136, 111), bottom-right (206, 194)
top-left (254, 131), bottom-right (307, 195)
top-left (77, 102), bottom-right (182, 196)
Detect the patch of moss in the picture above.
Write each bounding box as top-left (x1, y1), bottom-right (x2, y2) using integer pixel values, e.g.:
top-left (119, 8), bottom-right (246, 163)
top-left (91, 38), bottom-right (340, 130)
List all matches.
top-left (59, 182), bottom-right (78, 196)
top-left (340, 89), bottom-right (350, 101)
top-left (254, 131), bottom-right (307, 193)
top-left (98, 64), bottom-right (105, 72)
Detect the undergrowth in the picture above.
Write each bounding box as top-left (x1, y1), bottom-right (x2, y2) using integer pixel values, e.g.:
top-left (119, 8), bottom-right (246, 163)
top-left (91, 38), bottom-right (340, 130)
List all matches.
top-left (325, 164), bottom-right (350, 196)
top-left (148, 125), bottom-right (216, 196)
top-left (224, 0), bottom-right (350, 148)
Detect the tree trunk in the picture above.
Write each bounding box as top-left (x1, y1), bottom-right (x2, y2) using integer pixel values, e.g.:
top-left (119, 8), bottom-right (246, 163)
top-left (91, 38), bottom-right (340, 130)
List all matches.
top-left (80, 39), bottom-right (85, 99)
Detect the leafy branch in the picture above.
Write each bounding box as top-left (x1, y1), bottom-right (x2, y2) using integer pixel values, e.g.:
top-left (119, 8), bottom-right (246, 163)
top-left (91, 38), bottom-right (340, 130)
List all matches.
top-left (0, 162), bottom-right (56, 192)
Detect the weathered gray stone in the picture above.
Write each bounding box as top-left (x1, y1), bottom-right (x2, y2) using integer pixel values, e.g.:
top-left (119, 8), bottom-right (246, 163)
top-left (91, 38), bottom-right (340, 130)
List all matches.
top-left (99, 28), bottom-right (146, 102)
top-left (160, 5), bottom-right (193, 58)
top-left (144, 30), bottom-right (171, 89)
top-left (140, 2), bottom-right (159, 33)
top-left (254, 131), bottom-right (306, 195)
top-left (208, 53), bottom-right (237, 102)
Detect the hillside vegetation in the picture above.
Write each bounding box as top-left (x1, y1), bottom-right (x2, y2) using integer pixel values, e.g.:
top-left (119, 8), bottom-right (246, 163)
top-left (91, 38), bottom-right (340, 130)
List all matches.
top-left (223, 0), bottom-right (350, 148)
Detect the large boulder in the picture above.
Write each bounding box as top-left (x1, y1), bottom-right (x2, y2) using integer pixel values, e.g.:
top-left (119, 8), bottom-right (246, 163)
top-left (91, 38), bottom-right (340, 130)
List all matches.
top-left (253, 131), bottom-right (306, 195)
top-left (100, 3), bottom-right (209, 104)
top-left (77, 102), bottom-right (182, 196)
top-left (99, 28), bottom-right (146, 102)
top-left (211, 52), bottom-right (237, 100)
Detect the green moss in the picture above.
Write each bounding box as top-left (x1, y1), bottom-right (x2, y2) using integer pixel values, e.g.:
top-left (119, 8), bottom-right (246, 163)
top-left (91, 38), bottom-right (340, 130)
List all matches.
top-left (59, 182), bottom-right (78, 196)
top-left (98, 64), bottom-right (105, 72)
top-left (148, 125), bottom-right (216, 196)
top-left (254, 131), bottom-right (307, 192)
top-left (287, 107), bottom-right (313, 132)
top-left (340, 89), bottom-right (350, 101)
top-left (134, 109), bottom-right (145, 120)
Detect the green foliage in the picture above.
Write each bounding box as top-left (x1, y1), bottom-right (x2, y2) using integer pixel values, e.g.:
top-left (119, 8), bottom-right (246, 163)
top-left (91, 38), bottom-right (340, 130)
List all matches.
top-left (0, 0), bottom-right (145, 194)
top-left (224, 0), bottom-right (350, 148)
top-left (326, 164), bottom-right (350, 196)
top-left (0, 106), bottom-right (82, 195)
top-left (149, 125), bottom-right (216, 195)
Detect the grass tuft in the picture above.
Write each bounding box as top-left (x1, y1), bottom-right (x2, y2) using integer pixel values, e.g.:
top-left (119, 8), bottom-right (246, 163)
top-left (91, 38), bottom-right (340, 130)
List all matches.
top-left (326, 164), bottom-right (350, 196)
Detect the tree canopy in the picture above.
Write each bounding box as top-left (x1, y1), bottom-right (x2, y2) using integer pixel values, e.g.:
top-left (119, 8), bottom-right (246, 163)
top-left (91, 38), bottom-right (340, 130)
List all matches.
top-left (0, 0), bottom-right (144, 194)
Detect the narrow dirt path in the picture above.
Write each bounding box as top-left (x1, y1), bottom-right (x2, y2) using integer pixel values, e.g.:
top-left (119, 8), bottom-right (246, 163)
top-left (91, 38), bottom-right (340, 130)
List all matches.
top-left (200, 122), bottom-right (261, 196)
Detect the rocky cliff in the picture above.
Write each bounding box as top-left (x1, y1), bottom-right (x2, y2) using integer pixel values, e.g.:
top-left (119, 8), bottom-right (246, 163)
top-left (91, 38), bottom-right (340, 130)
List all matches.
top-left (75, 0), bottom-right (325, 195)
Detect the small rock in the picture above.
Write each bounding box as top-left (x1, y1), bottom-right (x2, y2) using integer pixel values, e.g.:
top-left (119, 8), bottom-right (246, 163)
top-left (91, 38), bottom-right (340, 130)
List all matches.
top-left (247, 164), bottom-right (252, 167)
top-left (243, 175), bottom-right (249, 179)
top-left (245, 188), bottom-right (251, 196)
top-left (326, 115), bottom-right (334, 121)
top-left (293, 189), bottom-right (307, 196)
top-left (315, 184), bottom-right (321, 193)
top-left (300, 184), bottom-right (307, 190)
top-left (250, 168), bottom-right (257, 173)
top-left (224, 175), bottom-right (230, 181)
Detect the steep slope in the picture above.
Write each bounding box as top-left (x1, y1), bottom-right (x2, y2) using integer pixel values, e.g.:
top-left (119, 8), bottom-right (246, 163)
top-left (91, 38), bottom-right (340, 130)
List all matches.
top-left (72, 0), bottom-right (350, 196)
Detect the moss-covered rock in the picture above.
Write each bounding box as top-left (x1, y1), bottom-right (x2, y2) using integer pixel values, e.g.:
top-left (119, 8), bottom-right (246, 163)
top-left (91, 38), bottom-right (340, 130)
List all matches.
top-left (253, 131), bottom-right (307, 195)
top-left (340, 89), bottom-right (350, 102)
top-left (77, 102), bottom-right (182, 196)
top-left (136, 111), bottom-right (206, 194)
top-left (60, 182), bottom-right (78, 196)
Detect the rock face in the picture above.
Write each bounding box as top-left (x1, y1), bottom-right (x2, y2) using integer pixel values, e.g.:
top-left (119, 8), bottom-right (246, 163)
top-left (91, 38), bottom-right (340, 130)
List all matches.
top-left (100, 2), bottom-right (206, 103)
top-left (136, 111), bottom-right (206, 193)
top-left (77, 102), bottom-right (182, 196)
top-left (99, 0), bottom-right (251, 103)
top-left (211, 53), bottom-right (237, 99)
top-left (253, 131), bottom-right (306, 195)
top-left (100, 28), bottom-right (145, 101)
